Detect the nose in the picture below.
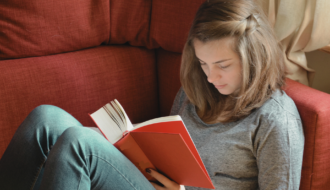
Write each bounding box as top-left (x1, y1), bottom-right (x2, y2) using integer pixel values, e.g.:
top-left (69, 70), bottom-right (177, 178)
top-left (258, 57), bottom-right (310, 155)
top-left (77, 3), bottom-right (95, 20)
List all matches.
top-left (207, 67), bottom-right (221, 83)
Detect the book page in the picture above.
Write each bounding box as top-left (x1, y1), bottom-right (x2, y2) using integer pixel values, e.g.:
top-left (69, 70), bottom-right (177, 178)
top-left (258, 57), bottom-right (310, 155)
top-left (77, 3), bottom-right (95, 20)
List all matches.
top-left (113, 99), bottom-right (134, 131)
top-left (90, 99), bottom-right (135, 144)
top-left (133, 115), bottom-right (182, 130)
top-left (90, 107), bottom-right (123, 144)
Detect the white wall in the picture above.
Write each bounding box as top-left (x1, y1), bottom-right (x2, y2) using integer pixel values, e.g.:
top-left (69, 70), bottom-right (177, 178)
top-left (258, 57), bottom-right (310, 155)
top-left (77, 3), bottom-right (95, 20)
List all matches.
top-left (306, 50), bottom-right (330, 94)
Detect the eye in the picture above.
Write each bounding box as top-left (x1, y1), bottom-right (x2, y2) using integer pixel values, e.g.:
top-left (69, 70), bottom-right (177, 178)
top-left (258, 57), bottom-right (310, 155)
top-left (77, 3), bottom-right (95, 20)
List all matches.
top-left (219, 64), bottom-right (230, 69)
top-left (199, 61), bottom-right (206, 66)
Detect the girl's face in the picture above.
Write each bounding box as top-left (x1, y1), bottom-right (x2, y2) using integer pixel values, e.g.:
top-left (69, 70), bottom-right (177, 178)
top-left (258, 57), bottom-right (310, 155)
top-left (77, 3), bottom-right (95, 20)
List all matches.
top-left (194, 37), bottom-right (242, 95)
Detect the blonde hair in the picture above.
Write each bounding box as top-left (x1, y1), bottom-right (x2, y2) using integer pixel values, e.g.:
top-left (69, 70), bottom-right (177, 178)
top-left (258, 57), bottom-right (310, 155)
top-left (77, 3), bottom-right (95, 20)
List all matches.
top-left (180, 0), bottom-right (286, 123)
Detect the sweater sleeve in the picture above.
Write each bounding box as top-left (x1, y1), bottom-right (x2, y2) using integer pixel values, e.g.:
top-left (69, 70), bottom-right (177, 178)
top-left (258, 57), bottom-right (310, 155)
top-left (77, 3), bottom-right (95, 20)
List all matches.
top-left (253, 109), bottom-right (304, 190)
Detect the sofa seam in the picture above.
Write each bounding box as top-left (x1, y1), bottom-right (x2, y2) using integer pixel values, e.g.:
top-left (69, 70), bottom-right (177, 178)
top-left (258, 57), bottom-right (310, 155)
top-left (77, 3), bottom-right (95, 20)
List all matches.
top-left (108, 0), bottom-right (111, 44)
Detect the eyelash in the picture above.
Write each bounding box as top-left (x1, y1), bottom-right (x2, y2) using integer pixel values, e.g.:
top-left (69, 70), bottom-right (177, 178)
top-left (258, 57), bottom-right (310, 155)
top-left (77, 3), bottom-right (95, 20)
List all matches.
top-left (199, 62), bottom-right (229, 69)
top-left (219, 65), bottom-right (229, 69)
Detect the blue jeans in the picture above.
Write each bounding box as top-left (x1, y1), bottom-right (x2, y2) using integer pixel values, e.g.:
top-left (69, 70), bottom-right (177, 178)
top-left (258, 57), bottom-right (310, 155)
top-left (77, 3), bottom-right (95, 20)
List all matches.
top-left (0, 105), bottom-right (155, 190)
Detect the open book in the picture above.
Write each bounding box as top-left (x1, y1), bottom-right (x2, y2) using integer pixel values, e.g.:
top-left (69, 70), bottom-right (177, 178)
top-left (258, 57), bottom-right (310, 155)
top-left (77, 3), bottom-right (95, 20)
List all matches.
top-left (89, 99), bottom-right (215, 189)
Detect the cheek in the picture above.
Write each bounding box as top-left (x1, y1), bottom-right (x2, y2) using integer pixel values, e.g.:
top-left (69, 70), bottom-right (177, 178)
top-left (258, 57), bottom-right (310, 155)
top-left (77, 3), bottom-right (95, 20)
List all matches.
top-left (228, 67), bottom-right (242, 85)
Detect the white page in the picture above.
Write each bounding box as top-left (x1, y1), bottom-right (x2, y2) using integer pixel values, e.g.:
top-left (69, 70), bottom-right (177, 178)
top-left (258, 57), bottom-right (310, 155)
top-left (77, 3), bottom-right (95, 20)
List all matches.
top-left (133, 115), bottom-right (182, 130)
top-left (114, 99), bottom-right (134, 131)
top-left (90, 108), bottom-right (123, 144)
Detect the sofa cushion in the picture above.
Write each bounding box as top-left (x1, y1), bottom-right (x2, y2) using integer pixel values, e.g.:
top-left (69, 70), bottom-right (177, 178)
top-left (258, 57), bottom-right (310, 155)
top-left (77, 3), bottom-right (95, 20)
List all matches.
top-left (0, 0), bottom-right (110, 60)
top-left (150, 0), bottom-right (205, 53)
top-left (0, 0), bottom-right (207, 59)
top-left (108, 0), bottom-right (155, 48)
top-left (156, 49), bottom-right (182, 116)
top-left (0, 45), bottom-right (159, 158)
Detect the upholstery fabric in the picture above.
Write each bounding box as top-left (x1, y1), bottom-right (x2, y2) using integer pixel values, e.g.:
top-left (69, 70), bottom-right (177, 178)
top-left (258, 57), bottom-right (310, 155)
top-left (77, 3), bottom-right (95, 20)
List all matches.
top-left (0, 45), bottom-right (159, 158)
top-left (108, 0), bottom-right (156, 48)
top-left (284, 79), bottom-right (330, 190)
top-left (150, 0), bottom-right (205, 53)
top-left (0, 0), bottom-right (209, 58)
top-left (0, 0), bottom-right (110, 60)
top-left (156, 49), bottom-right (182, 116)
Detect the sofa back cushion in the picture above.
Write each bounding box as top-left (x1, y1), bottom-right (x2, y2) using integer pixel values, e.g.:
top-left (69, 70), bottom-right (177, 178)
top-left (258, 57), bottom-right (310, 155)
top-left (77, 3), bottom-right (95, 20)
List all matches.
top-left (150, 0), bottom-right (205, 53)
top-left (0, 45), bottom-right (159, 158)
top-left (108, 0), bottom-right (153, 48)
top-left (0, 0), bottom-right (208, 60)
top-left (0, 0), bottom-right (111, 60)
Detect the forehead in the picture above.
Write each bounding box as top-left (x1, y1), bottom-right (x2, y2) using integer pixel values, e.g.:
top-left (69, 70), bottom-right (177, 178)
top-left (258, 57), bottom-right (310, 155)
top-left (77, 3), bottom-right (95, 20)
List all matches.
top-left (193, 37), bottom-right (238, 61)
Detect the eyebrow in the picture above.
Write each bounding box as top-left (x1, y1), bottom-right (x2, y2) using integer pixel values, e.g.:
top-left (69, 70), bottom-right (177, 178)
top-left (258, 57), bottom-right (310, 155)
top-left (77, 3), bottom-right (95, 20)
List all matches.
top-left (197, 58), bottom-right (232, 64)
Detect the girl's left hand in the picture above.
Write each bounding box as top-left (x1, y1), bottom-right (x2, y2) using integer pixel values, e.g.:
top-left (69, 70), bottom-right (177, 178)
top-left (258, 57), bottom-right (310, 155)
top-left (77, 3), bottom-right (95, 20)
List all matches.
top-left (146, 168), bottom-right (185, 190)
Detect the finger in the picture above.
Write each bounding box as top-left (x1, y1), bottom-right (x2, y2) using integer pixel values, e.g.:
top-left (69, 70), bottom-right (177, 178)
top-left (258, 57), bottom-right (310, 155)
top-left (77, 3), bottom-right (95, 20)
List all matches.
top-left (150, 181), bottom-right (166, 190)
top-left (146, 168), bottom-right (176, 187)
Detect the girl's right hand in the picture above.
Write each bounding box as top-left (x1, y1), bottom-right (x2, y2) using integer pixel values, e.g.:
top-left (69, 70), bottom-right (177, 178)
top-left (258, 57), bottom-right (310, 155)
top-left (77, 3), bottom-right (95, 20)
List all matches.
top-left (146, 168), bottom-right (185, 190)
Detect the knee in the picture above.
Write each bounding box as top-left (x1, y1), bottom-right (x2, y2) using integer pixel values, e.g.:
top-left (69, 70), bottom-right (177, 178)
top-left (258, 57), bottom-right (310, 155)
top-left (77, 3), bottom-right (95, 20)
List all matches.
top-left (61, 127), bottom-right (90, 140)
top-left (20, 105), bottom-right (82, 135)
top-left (30, 105), bottom-right (68, 120)
top-left (59, 127), bottom-right (110, 151)
top-left (29, 105), bottom-right (81, 127)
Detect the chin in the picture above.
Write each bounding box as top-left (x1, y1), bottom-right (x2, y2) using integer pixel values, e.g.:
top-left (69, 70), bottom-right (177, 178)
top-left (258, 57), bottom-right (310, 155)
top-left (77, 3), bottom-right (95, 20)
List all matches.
top-left (217, 89), bottom-right (233, 95)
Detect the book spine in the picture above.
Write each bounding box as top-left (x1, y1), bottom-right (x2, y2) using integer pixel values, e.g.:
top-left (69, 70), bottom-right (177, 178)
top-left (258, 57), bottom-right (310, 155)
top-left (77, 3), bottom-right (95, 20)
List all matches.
top-left (114, 130), bottom-right (129, 144)
top-left (123, 130), bottom-right (129, 137)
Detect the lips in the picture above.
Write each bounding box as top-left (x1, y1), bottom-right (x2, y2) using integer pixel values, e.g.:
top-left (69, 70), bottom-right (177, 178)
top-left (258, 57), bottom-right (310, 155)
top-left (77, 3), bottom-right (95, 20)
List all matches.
top-left (214, 84), bottom-right (227, 89)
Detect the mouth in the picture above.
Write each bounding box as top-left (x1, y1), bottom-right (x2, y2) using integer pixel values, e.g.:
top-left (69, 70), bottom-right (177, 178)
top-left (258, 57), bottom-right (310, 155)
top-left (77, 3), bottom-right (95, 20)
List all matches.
top-left (214, 84), bottom-right (227, 89)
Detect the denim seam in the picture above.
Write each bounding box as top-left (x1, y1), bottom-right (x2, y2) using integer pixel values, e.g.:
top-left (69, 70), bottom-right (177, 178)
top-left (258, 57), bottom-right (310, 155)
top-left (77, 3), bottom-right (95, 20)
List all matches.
top-left (77, 155), bottom-right (88, 190)
top-left (77, 171), bottom-right (83, 190)
top-left (85, 154), bottom-right (140, 190)
top-left (29, 156), bottom-right (47, 190)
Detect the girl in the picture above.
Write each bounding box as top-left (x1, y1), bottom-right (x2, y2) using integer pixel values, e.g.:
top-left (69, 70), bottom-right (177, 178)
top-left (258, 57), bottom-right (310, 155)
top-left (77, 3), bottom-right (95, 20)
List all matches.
top-left (0, 0), bottom-right (304, 189)
top-left (172, 0), bottom-right (304, 189)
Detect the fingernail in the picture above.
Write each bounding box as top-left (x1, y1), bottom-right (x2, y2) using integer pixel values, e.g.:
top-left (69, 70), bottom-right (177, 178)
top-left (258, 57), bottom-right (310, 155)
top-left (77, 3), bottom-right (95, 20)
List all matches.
top-left (145, 168), bottom-right (151, 173)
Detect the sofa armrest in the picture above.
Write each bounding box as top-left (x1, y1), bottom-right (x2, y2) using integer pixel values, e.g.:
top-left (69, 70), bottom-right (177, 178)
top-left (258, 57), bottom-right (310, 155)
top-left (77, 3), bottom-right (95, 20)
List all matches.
top-left (284, 78), bottom-right (330, 190)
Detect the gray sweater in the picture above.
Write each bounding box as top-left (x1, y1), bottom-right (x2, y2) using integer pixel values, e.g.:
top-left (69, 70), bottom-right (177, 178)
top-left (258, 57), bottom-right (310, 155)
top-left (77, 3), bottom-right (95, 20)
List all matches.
top-left (170, 88), bottom-right (304, 190)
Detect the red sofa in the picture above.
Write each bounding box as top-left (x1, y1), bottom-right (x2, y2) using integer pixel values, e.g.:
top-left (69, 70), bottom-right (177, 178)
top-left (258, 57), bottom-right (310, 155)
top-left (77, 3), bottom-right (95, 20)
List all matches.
top-left (1, 0), bottom-right (330, 189)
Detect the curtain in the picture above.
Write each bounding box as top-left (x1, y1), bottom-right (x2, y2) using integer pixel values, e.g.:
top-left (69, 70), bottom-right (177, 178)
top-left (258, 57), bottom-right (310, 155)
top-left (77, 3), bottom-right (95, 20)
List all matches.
top-left (256, 0), bottom-right (330, 86)
top-left (320, 45), bottom-right (330, 54)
